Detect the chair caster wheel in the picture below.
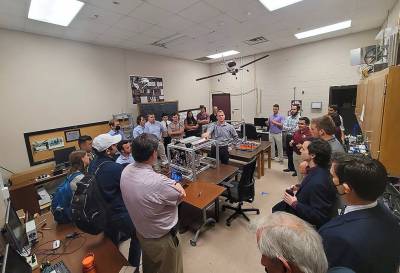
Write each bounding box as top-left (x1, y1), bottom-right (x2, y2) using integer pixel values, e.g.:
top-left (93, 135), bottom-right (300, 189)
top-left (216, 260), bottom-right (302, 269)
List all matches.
top-left (190, 240), bottom-right (196, 246)
top-left (256, 210), bottom-right (260, 215)
top-left (226, 222), bottom-right (231, 226)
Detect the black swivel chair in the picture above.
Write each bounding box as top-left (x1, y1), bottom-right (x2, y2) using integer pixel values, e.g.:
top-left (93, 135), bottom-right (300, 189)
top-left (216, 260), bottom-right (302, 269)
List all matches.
top-left (221, 158), bottom-right (260, 226)
top-left (241, 123), bottom-right (259, 140)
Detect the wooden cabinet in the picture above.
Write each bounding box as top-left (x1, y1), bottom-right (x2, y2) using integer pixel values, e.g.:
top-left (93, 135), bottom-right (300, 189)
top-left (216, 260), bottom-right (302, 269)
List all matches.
top-left (356, 67), bottom-right (400, 176)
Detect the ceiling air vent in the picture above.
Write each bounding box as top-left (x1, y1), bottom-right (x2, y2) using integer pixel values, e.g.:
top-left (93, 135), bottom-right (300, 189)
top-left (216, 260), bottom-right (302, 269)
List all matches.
top-left (243, 36), bottom-right (269, 45)
top-left (194, 56), bottom-right (212, 61)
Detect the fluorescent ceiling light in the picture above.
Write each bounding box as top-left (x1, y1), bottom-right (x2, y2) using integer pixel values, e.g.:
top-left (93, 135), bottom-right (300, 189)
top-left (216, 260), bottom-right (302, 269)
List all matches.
top-left (207, 50), bottom-right (240, 59)
top-left (258, 0), bottom-right (303, 11)
top-left (295, 20), bottom-right (352, 39)
top-left (28, 0), bottom-right (84, 27)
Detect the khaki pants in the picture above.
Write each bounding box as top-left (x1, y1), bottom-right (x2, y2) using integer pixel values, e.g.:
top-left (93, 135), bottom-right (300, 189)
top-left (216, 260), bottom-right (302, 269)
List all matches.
top-left (157, 141), bottom-right (168, 162)
top-left (293, 152), bottom-right (304, 183)
top-left (136, 232), bottom-right (183, 273)
top-left (270, 132), bottom-right (283, 161)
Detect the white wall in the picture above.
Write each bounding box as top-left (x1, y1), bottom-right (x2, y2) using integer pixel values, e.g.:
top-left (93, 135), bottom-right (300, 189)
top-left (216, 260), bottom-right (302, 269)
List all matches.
top-left (210, 29), bottom-right (377, 122)
top-left (0, 28), bottom-right (210, 175)
top-left (383, 0), bottom-right (400, 30)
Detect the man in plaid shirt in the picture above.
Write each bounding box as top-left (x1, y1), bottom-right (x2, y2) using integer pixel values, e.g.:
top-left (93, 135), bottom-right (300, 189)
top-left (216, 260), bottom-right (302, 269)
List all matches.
top-left (283, 104), bottom-right (301, 176)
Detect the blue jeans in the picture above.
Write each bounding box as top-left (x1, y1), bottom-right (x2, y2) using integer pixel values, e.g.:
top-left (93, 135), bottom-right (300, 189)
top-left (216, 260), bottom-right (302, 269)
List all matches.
top-left (105, 213), bottom-right (141, 267)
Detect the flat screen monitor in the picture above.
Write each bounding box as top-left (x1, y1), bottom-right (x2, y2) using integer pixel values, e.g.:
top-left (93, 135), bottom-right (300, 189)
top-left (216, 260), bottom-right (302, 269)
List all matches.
top-left (53, 146), bottom-right (76, 166)
top-left (254, 117), bottom-right (268, 127)
top-left (0, 244), bottom-right (31, 273)
top-left (3, 200), bottom-right (28, 254)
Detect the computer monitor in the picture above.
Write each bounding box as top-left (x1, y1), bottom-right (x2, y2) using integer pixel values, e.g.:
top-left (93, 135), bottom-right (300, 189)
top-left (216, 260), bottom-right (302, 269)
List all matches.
top-left (0, 244), bottom-right (31, 273)
top-left (254, 117), bottom-right (268, 128)
top-left (53, 146), bottom-right (76, 166)
top-left (3, 200), bottom-right (28, 254)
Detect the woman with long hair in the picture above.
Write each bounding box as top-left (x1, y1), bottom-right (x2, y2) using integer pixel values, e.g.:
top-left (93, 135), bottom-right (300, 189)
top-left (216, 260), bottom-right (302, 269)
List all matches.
top-left (184, 110), bottom-right (199, 137)
top-left (68, 150), bottom-right (90, 192)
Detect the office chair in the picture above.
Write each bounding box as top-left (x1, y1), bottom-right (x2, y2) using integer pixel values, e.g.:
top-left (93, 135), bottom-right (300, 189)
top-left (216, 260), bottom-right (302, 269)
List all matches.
top-left (241, 123), bottom-right (259, 140)
top-left (221, 158), bottom-right (260, 226)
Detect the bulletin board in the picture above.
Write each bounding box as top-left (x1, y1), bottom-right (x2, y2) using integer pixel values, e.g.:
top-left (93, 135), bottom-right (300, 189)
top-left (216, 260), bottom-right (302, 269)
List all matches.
top-left (24, 121), bottom-right (109, 166)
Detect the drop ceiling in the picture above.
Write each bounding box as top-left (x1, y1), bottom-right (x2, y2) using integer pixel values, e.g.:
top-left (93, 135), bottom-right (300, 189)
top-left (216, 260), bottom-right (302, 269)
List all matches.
top-left (0, 0), bottom-right (396, 62)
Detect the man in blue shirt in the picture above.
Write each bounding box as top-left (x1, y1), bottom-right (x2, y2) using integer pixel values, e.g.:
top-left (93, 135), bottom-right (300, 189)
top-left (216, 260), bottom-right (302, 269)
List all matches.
top-left (108, 119), bottom-right (125, 140)
top-left (116, 140), bottom-right (135, 166)
top-left (133, 115), bottom-right (145, 139)
top-left (269, 104), bottom-right (285, 162)
top-left (89, 134), bottom-right (141, 270)
top-left (144, 113), bottom-right (168, 164)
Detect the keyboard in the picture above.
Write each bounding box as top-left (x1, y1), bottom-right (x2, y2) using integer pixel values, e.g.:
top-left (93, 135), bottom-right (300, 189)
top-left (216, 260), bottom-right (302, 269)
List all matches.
top-left (43, 261), bottom-right (71, 273)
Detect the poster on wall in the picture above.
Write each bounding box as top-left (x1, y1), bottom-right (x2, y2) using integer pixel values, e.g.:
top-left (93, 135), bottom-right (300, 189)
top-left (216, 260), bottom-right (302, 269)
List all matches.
top-left (130, 76), bottom-right (164, 104)
top-left (31, 137), bottom-right (65, 152)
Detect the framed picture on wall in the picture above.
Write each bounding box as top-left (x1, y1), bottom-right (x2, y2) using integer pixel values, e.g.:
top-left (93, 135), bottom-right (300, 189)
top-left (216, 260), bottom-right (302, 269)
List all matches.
top-left (64, 129), bottom-right (81, 142)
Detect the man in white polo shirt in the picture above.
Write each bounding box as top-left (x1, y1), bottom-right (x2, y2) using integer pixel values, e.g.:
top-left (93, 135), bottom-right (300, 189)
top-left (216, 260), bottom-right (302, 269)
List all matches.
top-left (121, 133), bottom-right (186, 273)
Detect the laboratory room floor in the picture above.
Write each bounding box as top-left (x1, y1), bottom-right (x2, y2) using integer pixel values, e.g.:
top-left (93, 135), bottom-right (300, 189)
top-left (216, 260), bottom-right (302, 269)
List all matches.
top-left (120, 160), bottom-right (295, 273)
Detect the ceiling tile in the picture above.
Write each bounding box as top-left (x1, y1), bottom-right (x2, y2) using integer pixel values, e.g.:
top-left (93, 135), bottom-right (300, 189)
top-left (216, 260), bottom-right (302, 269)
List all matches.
top-left (128, 2), bottom-right (175, 25)
top-left (205, 0), bottom-right (267, 22)
top-left (146, 0), bottom-right (199, 13)
top-left (143, 25), bottom-right (179, 39)
top-left (69, 18), bottom-right (110, 35)
top-left (158, 14), bottom-right (194, 32)
top-left (113, 16), bottom-right (154, 33)
top-left (180, 23), bottom-right (213, 38)
top-left (76, 3), bottom-right (124, 26)
top-left (0, 0), bottom-right (29, 17)
top-left (124, 33), bottom-right (158, 46)
top-left (64, 29), bottom-right (98, 43)
top-left (24, 19), bottom-right (67, 37)
top-left (0, 13), bottom-right (25, 31)
top-left (101, 26), bottom-right (136, 40)
top-left (85, 0), bottom-right (144, 15)
top-left (179, 1), bottom-right (222, 23)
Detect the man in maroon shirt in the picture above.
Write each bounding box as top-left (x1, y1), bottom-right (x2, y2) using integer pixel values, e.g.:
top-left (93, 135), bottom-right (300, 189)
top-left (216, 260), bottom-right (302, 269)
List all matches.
top-left (290, 117), bottom-right (312, 182)
top-left (196, 105), bottom-right (210, 126)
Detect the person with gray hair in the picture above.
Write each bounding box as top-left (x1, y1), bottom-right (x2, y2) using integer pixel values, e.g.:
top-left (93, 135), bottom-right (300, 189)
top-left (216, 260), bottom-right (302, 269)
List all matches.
top-left (256, 212), bottom-right (328, 273)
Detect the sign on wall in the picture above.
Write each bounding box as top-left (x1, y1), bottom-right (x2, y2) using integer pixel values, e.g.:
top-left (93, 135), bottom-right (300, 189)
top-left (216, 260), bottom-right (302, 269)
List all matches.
top-left (130, 76), bottom-right (164, 104)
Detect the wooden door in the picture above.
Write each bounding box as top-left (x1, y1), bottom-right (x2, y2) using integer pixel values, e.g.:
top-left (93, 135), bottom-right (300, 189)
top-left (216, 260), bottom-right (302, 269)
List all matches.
top-left (379, 67), bottom-right (400, 176)
top-left (355, 79), bottom-right (368, 131)
top-left (364, 70), bottom-right (387, 159)
top-left (212, 93), bottom-right (231, 120)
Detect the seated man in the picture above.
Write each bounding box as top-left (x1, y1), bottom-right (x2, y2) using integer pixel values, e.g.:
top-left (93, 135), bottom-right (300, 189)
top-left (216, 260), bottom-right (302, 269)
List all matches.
top-left (310, 116), bottom-right (344, 154)
top-left (202, 110), bottom-right (239, 164)
top-left (256, 212), bottom-right (328, 273)
top-left (272, 138), bottom-right (337, 229)
top-left (319, 154), bottom-right (400, 273)
top-left (116, 140), bottom-right (134, 166)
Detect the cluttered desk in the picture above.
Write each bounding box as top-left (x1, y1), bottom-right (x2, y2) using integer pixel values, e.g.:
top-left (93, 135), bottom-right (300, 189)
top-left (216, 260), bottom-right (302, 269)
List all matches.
top-left (0, 198), bottom-right (128, 273)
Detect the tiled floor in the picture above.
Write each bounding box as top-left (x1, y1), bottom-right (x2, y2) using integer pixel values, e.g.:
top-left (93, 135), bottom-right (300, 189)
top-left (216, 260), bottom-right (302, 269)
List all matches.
top-left (119, 160), bottom-right (296, 273)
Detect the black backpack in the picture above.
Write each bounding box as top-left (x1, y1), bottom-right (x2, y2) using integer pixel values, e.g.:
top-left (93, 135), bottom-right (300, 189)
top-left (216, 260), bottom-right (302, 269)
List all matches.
top-left (71, 162), bottom-right (111, 235)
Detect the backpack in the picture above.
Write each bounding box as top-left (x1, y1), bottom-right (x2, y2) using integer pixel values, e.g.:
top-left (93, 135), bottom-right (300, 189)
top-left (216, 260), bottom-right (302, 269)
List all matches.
top-left (51, 172), bottom-right (82, 224)
top-left (70, 161), bottom-right (111, 235)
